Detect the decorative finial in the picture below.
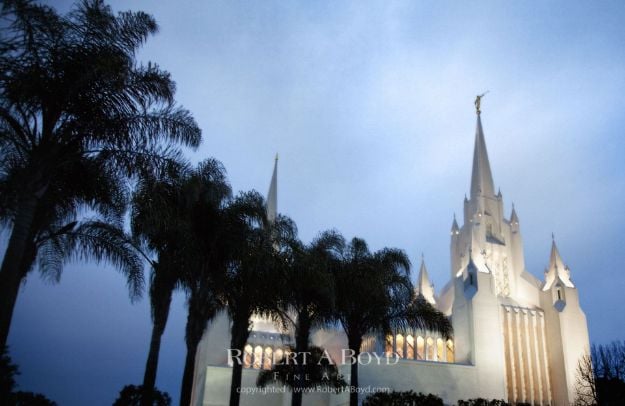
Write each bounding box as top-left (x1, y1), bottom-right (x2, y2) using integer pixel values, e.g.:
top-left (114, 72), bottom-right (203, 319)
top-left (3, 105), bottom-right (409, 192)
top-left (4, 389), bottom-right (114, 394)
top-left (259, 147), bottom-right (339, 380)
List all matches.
top-left (421, 252), bottom-right (425, 262)
top-left (275, 153), bottom-right (279, 161)
top-left (474, 91), bottom-right (489, 115)
top-left (552, 232), bottom-right (555, 241)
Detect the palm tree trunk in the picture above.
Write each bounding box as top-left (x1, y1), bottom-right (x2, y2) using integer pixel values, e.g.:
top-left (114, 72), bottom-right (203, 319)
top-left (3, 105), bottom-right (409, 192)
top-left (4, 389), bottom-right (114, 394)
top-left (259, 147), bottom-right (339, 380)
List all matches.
top-left (141, 320), bottom-right (167, 406)
top-left (229, 320), bottom-right (249, 406)
top-left (0, 192), bottom-right (38, 348)
top-left (291, 389), bottom-right (303, 406)
top-left (229, 356), bottom-right (243, 406)
top-left (348, 337), bottom-right (362, 406)
top-left (292, 316), bottom-right (311, 406)
top-left (180, 339), bottom-right (199, 406)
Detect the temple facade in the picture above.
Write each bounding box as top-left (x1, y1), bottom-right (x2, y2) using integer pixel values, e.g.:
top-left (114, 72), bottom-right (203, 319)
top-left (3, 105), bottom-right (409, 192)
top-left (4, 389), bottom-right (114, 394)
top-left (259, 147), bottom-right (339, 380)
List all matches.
top-left (190, 106), bottom-right (590, 406)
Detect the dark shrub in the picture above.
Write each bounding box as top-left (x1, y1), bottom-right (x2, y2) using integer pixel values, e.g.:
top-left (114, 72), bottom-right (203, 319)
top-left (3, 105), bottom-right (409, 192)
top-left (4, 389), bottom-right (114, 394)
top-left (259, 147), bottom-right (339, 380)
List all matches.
top-left (363, 390), bottom-right (444, 406)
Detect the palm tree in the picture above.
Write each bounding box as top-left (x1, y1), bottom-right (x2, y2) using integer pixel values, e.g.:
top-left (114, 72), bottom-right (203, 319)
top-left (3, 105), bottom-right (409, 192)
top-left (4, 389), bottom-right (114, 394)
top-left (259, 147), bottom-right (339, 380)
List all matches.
top-left (177, 160), bottom-right (232, 406)
top-left (222, 191), bottom-right (296, 406)
top-left (131, 166), bottom-right (191, 406)
top-left (131, 159), bottom-right (232, 406)
top-left (0, 0), bottom-right (201, 348)
top-left (271, 231), bottom-right (343, 406)
top-left (333, 238), bottom-right (452, 406)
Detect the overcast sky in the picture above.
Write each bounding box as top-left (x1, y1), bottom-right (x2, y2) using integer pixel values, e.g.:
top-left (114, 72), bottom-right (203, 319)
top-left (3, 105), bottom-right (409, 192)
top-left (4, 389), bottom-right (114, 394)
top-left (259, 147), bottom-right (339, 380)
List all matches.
top-left (4, 1), bottom-right (625, 405)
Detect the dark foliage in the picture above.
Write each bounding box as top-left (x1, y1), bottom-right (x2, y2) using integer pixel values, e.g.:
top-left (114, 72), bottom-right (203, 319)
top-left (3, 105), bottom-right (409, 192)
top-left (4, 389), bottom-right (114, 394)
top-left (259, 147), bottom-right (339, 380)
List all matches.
top-left (575, 341), bottom-right (625, 405)
top-left (0, 0), bottom-right (201, 348)
top-left (362, 390), bottom-right (443, 406)
top-left (112, 385), bottom-right (171, 406)
top-left (332, 237), bottom-right (452, 406)
top-left (0, 347), bottom-right (56, 405)
top-left (457, 399), bottom-right (509, 406)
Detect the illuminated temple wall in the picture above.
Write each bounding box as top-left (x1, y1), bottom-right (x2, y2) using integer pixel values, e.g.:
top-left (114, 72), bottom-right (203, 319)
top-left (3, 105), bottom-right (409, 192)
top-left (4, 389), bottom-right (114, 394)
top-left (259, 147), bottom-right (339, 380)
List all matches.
top-left (190, 112), bottom-right (590, 406)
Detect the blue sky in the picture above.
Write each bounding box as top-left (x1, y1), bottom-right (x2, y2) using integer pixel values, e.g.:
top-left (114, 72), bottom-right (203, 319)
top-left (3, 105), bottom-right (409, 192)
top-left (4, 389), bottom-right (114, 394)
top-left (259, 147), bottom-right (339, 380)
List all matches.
top-left (4, 1), bottom-right (625, 404)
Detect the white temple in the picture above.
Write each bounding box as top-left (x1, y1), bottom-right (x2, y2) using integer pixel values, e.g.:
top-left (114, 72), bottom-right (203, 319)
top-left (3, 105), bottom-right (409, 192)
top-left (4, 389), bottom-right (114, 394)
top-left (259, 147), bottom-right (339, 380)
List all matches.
top-left (190, 104), bottom-right (590, 405)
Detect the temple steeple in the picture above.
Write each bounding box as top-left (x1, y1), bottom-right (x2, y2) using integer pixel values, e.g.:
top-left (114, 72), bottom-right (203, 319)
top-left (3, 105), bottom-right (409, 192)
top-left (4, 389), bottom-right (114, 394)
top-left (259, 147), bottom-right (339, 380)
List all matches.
top-left (416, 255), bottom-right (436, 305)
top-left (266, 154), bottom-right (278, 223)
top-left (470, 114), bottom-right (495, 198)
top-left (451, 214), bottom-right (460, 236)
top-left (543, 235), bottom-right (574, 290)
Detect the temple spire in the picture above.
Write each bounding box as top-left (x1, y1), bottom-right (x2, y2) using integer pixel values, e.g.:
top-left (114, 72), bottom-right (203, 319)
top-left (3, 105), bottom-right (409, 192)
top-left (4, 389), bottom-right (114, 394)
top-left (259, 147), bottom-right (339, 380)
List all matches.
top-left (416, 255), bottom-right (436, 305)
top-left (266, 154), bottom-right (278, 223)
top-left (510, 203), bottom-right (519, 224)
top-left (451, 213), bottom-right (460, 235)
top-left (543, 235), bottom-right (574, 290)
top-left (470, 113), bottom-right (496, 198)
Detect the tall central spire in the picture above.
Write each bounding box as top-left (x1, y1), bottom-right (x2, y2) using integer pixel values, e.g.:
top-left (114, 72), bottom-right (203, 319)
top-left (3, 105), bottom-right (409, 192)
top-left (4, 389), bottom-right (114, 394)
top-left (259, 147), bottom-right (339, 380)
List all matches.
top-left (470, 114), bottom-right (495, 198)
top-left (266, 154), bottom-right (278, 223)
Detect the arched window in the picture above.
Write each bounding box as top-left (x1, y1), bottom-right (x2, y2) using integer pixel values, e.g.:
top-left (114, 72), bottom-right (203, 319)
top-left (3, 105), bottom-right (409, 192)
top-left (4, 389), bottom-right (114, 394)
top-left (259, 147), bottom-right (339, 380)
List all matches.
top-left (446, 340), bottom-right (454, 363)
top-left (416, 336), bottom-right (425, 360)
top-left (385, 335), bottom-right (393, 357)
top-left (406, 335), bottom-right (414, 359)
top-left (263, 347), bottom-right (273, 370)
top-left (426, 337), bottom-right (435, 361)
top-left (437, 338), bottom-right (444, 362)
top-left (243, 344), bottom-right (253, 368)
top-left (274, 348), bottom-right (284, 364)
top-left (253, 345), bottom-right (263, 369)
top-left (395, 334), bottom-right (404, 358)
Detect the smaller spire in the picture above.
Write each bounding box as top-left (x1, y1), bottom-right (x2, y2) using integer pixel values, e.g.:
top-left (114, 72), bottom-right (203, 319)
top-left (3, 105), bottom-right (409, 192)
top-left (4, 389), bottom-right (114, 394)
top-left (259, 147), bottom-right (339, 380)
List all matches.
top-left (510, 204), bottom-right (519, 224)
top-left (416, 255), bottom-right (436, 305)
top-left (451, 214), bottom-right (460, 235)
top-left (543, 235), bottom-right (574, 290)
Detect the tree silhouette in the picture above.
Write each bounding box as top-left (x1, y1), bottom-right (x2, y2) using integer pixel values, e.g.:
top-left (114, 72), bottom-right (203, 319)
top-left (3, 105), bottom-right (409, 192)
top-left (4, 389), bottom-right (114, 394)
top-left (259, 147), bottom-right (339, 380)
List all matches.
top-left (0, 0), bottom-right (201, 348)
top-left (270, 230), bottom-right (343, 406)
top-left (332, 238), bottom-right (452, 406)
top-left (0, 347), bottom-right (57, 405)
top-left (575, 341), bottom-right (625, 405)
top-left (222, 192), bottom-right (296, 406)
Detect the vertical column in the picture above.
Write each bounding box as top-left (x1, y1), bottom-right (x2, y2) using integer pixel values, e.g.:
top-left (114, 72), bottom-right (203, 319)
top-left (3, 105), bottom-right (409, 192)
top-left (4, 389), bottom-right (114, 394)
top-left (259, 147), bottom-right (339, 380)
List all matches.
top-left (523, 310), bottom-right (535, 404)
top-left (503, 307), bottom-right (517, 402)
top-left (392, 332), bottom-right (397, 356)
top-left (508, 308), bottom-right (518, 403)
top-left (404, 335), bottom-right (408, 360)
top-left (514, 309), bottom-right (526, 402)
top-left (539, 314), bottom-right (553, 404)
top-left (531, 313), bottom-right (544, 405)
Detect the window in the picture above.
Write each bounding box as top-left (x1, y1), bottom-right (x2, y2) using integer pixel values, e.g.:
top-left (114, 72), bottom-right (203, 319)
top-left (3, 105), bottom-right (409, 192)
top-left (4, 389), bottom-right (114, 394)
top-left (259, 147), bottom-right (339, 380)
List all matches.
top-left (446, 340), bottom-right (454, 363)
top-left (437, 338), bottom-right (444, 361)
top-left (263, 347), bottom-right (273, 370)
top-left (385, 335), bottom-right (393, 357)
top-left (253, 346), bottom-right (263, 369)
top-left (274, 348), bottom-right (284, 364)
top-left (416, 336), bottom-right (425, 360)
top-left (243, 345), bottom-right (253, 368)
top-left (426, 337), bottom-right (435, 361)
top-left (406, 335), bottom-right (414, 359)
top-left (395, 334), bottom-right (404, 358)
